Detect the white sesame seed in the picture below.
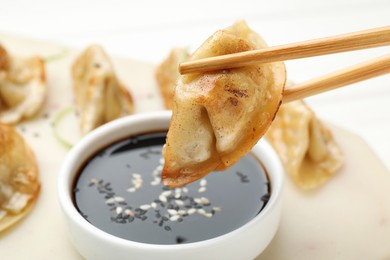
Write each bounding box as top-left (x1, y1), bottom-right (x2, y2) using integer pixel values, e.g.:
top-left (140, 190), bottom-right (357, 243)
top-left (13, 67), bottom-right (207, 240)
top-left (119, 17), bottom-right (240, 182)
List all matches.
top-left (114, 196), bottom-right (125, 202)
top-left (204, 212), bottom-right (213, 218)
top-left (167, 209), bottom-right (178, 215)
top-left (178, 210), bottom-right (186, 215)
top-left (151, 178), bottom-right (160, 186)
top-left (212, 207), bottom-right (222, 212)
top-left (151, 202), bottom-right (157, 209)
top-left (116, 207), bottom-right (123, 215)
top-left (182, 187), bottom-right (189, 193)
top-left (156, 165), bottom-right (163, 171)
top-left (197, 209), bottom-right (206, 215)
top-left (132, 178), bottom-right (143, 186)
top-left (159, 194), bottom-right (167, 202)
top-left (200, 179), bottom-right (207, 187)
top-left (124, 209), bottom-right (134, 216)
top-left (140, 204), bottom-right (151, 210)
top-left (162, 190), bottom-right (172, 197)
top-left (132, 173), bottom-right (141, 179)
top-left (200, 197), bottom-right (210, 205)
top-left (187, 208), bottom-right (196, 215)
top-left (198, 187), bottom-right (206, 193)
top-left (152, 170), bottom-right (159, 176)
top-left (194, 198), bottom-right (202, 204)
top-left (159, 158), bottom-right (165, 164)
top-left (169, 215), bottom-right (180, 221)
top-left (127, 187), bottom-right (136, 193)
top-left (105, 198), bottom-right (115, 204)
top-left (175, 200), bottom-right (184, 206)
top-left (90, 178), bottom-right (98, 184)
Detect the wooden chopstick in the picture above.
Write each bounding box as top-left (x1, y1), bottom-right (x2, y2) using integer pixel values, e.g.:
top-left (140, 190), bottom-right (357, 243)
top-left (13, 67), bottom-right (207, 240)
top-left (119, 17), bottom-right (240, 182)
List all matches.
top-left (282, 53), bottom-right (390, 103)
top-left (179, 26), bottom-right (390, 74)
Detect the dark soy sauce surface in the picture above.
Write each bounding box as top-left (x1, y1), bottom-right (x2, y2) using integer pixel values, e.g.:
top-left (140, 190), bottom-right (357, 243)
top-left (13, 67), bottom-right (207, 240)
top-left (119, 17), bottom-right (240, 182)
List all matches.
top-left (73, 131), bottom-right (270, 245)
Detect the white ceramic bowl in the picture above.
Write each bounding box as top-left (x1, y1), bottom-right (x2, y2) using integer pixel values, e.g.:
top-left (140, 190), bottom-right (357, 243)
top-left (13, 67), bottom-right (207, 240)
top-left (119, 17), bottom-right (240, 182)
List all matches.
top-left (58, 111), bottom-right (284, 260)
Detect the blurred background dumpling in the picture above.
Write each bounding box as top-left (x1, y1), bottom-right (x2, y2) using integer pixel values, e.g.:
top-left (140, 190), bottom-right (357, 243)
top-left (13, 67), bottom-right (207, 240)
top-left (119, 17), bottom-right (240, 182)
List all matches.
top-left (0, 44), bottom-right (46, 124)
top-left (155, 47), bottom-right (189, 110)
top-left (72, 45), bottom-right (134, 135)
top-left (0, 124), bottom-right (40, 232)
top-left (266, 100), bottom-right (344, 189)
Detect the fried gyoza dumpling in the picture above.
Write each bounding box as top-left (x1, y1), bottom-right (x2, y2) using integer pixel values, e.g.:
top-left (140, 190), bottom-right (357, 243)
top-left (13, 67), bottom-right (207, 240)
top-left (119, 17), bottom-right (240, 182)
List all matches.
top-left (0, 124), bottom-right (40, 232)
top-left (266, 100), bottom-right (344, 189)
top-left (0, 44), bottom-right (46, 124)
top-left (155, 48), bottom-right (189, 109)
top-left (72, 45), bottom-right (134, 135)
top-left (162, 21), bottom-right (286, 187)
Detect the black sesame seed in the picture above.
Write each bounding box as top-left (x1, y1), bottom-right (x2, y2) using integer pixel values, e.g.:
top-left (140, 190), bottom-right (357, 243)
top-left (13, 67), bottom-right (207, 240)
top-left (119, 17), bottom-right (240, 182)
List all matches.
top-left (164, 225), bottom-right (172, 231)
top-left (177, 218), bottom-right (183, 223)
top-left (265, 182), bottom-right (271, 192)
top-left (162, 216), bottom-right (169, 221)
top-left (176, 236), bottom-right (186, 244)
top-left (73, 187), bottom-right (80, 192)
top-left (118, 201), bottom-right (127, 205)
top-left (141, 216), bottom-right (147, 221)
top-left (128, 216), bottom-right (134, 222)
top-left (261, 194), bottom-right (270, 202)
top-left (158, 219), bottom-right (164, 227)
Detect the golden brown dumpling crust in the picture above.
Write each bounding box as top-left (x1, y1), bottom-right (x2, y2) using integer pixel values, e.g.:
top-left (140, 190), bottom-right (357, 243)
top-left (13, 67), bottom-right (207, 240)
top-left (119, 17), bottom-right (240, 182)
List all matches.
top-left (266, 100), bottom-right (344, 189)
top-left (0, 44), bottom-right (46, 124)
top-left (162, 21), bottom-right (286, 187)
top-left (155, 48), bottom-right (189, 109)
top-left (72, 45), bottom-right (134, 134)
top-left (0, 45), bottom-right (9, 72)
top-left (0, 124), bottom-right (40, 232)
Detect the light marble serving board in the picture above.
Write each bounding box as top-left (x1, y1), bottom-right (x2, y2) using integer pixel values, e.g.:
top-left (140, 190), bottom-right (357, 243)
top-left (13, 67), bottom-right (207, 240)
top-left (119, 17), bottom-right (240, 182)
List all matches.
top-left (1, 34), bottom-right (389, 260)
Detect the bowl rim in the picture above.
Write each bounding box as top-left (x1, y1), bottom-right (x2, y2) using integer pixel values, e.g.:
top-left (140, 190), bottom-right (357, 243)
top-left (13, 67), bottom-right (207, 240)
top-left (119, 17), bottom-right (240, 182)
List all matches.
top-left (58, 110), bottom-right (284, 250)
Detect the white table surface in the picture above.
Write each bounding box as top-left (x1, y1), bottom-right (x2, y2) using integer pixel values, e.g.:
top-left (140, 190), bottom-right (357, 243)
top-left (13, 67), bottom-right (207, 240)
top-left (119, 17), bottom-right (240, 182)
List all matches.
top-left (0, 2), bottom-right (389, 165)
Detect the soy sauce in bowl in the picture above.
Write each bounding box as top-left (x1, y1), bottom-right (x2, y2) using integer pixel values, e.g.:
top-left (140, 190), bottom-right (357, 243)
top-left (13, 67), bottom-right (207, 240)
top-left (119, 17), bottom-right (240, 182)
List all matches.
top-left (73, 131), bottom-right (270, 245)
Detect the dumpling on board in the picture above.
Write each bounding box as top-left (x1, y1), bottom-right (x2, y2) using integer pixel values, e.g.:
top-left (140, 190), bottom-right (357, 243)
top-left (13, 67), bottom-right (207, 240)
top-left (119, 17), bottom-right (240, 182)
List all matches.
top-left (155, 48), bottom-right (190, 109)
top-left (266, 100), bottom-right (344, 189)
top-left (0, 124), bottom-right (40, 232)
top-left (0, 44), bottom-right (46, 124)
top-left (72, 45), bottom-right (134, 135)
top-left (162, 21), bottom-right (286, 187)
